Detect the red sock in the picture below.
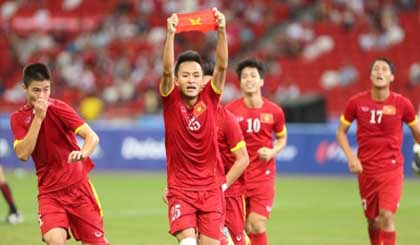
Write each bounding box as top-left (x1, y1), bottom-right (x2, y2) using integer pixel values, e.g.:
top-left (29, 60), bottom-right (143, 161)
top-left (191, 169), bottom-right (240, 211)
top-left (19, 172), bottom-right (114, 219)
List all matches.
top-left (248, 232), bottom-right (267, 245)
top-left (368, 228), bottom-right (380, 245)
top-left (380, 231), bottom-right (396, 245)
top-left (0, 183), bottom-right (17, 213)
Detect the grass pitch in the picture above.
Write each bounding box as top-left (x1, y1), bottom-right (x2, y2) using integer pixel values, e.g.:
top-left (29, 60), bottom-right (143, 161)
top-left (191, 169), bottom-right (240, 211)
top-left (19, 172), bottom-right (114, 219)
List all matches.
top-left (1, 171), bottom-right (419, 244)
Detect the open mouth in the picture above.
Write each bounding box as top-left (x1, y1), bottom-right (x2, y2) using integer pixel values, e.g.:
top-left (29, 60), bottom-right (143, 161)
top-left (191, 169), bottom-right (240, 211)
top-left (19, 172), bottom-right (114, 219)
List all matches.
top-left (376, 76), bottom-right (383, 81)
top-left (186, 86), bottom-right (196, 91)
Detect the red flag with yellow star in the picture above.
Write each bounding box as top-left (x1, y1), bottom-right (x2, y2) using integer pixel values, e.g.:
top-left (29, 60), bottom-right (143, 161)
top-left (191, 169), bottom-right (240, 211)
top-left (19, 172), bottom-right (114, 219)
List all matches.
top-left (176, 9), bottom-right (217, 33)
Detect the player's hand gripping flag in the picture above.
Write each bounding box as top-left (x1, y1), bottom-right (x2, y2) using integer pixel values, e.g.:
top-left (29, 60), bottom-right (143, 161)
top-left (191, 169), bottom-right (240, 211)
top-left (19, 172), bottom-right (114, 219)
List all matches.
top-left (176, 9), bottom-right (217, 33)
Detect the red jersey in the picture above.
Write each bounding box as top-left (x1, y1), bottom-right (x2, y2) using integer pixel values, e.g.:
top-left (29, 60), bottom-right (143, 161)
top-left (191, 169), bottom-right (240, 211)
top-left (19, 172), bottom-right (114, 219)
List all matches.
top-left (226, 98), bottom-right (286, 184)
top-left (161, 82), bottom-right (221, 190)
top-left (341, 91), bottom-right (418, 176)
top-left (216, 106), bottom-right (246, 196)
top-left (10, 98), bottom-right (94, 194)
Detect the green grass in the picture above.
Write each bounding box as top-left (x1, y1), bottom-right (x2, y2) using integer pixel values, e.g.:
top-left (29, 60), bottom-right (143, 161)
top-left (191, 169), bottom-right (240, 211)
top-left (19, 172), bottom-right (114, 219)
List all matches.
top-left (1, 171), bottom-right (419, 244)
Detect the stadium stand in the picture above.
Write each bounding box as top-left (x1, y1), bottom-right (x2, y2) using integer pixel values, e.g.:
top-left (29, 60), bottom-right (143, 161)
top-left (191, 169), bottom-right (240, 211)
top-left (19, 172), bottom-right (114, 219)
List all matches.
top-left (0, 0), bottom-right (419, 120)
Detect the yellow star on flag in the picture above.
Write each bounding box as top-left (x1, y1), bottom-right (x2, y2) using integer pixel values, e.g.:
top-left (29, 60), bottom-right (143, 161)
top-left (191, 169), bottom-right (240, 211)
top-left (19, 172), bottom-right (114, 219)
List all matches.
top-left (189, 17), bottom-right (201, 26)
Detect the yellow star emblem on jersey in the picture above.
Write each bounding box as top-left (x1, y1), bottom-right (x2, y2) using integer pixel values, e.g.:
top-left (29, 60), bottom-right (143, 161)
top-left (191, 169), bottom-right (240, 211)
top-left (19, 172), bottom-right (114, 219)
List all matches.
top-left (193, 101), bottom-right (207, 118)
top-left (189, 17), bottom-right (201, 26)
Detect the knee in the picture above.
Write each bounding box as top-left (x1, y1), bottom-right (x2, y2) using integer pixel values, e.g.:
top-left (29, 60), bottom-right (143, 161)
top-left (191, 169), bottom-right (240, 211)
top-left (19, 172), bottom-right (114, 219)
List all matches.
top-left (378, 210), bottom-right (395, 229)
top-left (246, 218), bottom-right (266, 234)
top-left (44, 238), bottom-right (66, 245)
top-left (43, 229), bottom-right (67, 245)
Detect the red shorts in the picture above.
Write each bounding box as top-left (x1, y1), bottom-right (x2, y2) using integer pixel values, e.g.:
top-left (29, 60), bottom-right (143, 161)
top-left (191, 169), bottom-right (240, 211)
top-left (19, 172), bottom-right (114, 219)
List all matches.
top-left (225, 194), bottom-right (246, 245)
top-left (358, 170), bottom-right (403, 219)
top-left (167, 187), bottom-right (224, 240)
top-left (245, 178), bottom-right (275, 218)
top-left (38, 179), bottom-right (108, 244)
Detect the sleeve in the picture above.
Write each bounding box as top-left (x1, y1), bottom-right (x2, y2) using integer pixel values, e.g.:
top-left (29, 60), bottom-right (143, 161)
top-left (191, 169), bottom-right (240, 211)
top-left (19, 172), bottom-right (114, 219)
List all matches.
top-left (55, 100), bottom-right (85, 133)
top-left (274, 106), bottom-right (287, 137)
top-left (341, 97), bottom-right (357, 126)
top-left (204, 81), bottom-right (221, 106)
top-left (224, 110), bottom-right (245, 152)
top-left (401, 97), bottom-right (417, 126)
top-left (10, 113), bottom-right (28, 143)
top-left (160, 85), bottom-right (176, 111)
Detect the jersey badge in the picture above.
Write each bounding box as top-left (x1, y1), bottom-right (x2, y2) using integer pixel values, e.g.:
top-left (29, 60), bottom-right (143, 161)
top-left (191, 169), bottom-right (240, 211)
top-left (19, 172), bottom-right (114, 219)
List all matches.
top-left (383, 105), bottom-right (396, 115)
top-left (193, 101), bottom-right (207, 118)
top-left (260, 113), bottom-right (273, 123)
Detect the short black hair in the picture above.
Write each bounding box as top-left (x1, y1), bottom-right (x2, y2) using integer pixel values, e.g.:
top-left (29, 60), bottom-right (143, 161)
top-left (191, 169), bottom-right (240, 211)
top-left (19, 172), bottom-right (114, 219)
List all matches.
top-left (236, 57), bottom-right (265, 79)
top-left (174, 50), bottom-right (202, 76)
top-left (370, 57), bottom-right (395, 75)
top-left (202, 62), bottom-right (214, 76)
top-left (23, 63), bottom-right (51, 87)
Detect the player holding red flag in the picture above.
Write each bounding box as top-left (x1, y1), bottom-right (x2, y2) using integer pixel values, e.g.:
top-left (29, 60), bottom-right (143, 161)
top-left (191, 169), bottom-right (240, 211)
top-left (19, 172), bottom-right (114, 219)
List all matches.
top-left (337, 57), bottom-right (420, 245)
top-left (226, 57), bottom-right (287, 245)
top-left (10, 63), bottom-right (108, 245)
top-left (160, 8), bottom-right (228, 245)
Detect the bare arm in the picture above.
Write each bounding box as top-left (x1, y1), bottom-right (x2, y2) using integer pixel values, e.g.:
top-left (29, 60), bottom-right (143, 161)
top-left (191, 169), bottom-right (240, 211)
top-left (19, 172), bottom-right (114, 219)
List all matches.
top-left (336, 121), bottom-right (362, 174)
top-left (68, 124), bottom-right (99, 163)
top-left (160, 14), bottom-right (178, 96)
top-left (14, 99), bottom-right (48, 161)
top-left (225, 145), bottom-right (249, 188)
top-left (258, 134), bottom-right (287, 162)
top-left (211, 8), bottom-right (228, 93)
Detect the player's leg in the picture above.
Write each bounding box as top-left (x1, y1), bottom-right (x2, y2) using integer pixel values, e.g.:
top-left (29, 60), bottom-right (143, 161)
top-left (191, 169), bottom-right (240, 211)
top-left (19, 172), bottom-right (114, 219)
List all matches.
top-left (225, 195), bottom-right (247, 245)
top-left (245, 212), bottom-right (267, 244)
top-left (359, 174), bottom-right (382, 245)
top-left (39, 193), bottom-right (71, 244)
top-left (376, 171), bottom-right (402, 245)
top-left (197, 188), bottom-right (224, 245)
top-left (66, 180), bottom-right (108, 245)
top-left (43, 227), bottom-right (68, 245)
top-left (244, 180), bottom-right (274, 245)
top-left (0, 165), bottom-right (22, 224)
top-left (366, 217), bottom-right (380, 245)
top-left (168, 188), bottom-right (200, 244)
top-left (377, 209), bottom-right (396, 245)
top-left (175, 228), bottom-right (197, 244)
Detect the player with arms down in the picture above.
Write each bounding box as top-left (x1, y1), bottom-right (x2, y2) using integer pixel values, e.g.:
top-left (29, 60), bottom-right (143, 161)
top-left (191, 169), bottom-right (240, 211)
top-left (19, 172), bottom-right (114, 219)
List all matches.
top-left (336, 57), bottom-right (420, 245)
top-left (10, 63), bottom-right (108, 245)
top-left (226, 57), bottom-right (287, 245)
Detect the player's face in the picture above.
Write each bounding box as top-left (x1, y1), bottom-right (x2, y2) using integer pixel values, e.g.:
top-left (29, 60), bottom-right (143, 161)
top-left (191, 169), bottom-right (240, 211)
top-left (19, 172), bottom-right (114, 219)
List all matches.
top-left (175, 61), bottom-right (203, 99)
top-left (24, 80), bottom-right (51, 106)
top-left (239, 67), bottom-right (263, 94)
top-left (370, 60), bottom-right (394, 89)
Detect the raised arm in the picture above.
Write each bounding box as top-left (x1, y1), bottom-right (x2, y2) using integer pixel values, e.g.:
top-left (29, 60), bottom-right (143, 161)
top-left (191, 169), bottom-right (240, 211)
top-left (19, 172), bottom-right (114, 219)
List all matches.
top-left (160, 14), bottom-right (178, 96)
top-left (211, 8), bottom-right (228, 93)
top-left (336, 121), bottom-right (363, 174)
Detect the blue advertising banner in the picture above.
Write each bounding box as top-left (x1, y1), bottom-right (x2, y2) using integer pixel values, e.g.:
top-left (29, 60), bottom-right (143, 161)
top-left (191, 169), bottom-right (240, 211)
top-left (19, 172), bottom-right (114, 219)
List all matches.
top-left (0, 124), bottom-right (416, 175)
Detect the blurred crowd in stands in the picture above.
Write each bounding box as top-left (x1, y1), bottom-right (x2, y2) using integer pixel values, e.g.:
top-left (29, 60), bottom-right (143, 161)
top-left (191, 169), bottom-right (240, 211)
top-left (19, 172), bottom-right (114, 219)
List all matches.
top-left (0, 0), bottom-right (419, 121)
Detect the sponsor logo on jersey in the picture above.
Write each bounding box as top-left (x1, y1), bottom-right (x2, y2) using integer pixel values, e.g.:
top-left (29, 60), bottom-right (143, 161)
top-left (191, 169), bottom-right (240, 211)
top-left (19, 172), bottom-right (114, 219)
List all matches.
top-left (236, 116), bottom-right (244, 122)
top-left (361, 106), bottom-right (369, 112)
top-left (260, 113), bottom-right (273, 123)
top-left (383, 105), bottom-right (396, 115)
